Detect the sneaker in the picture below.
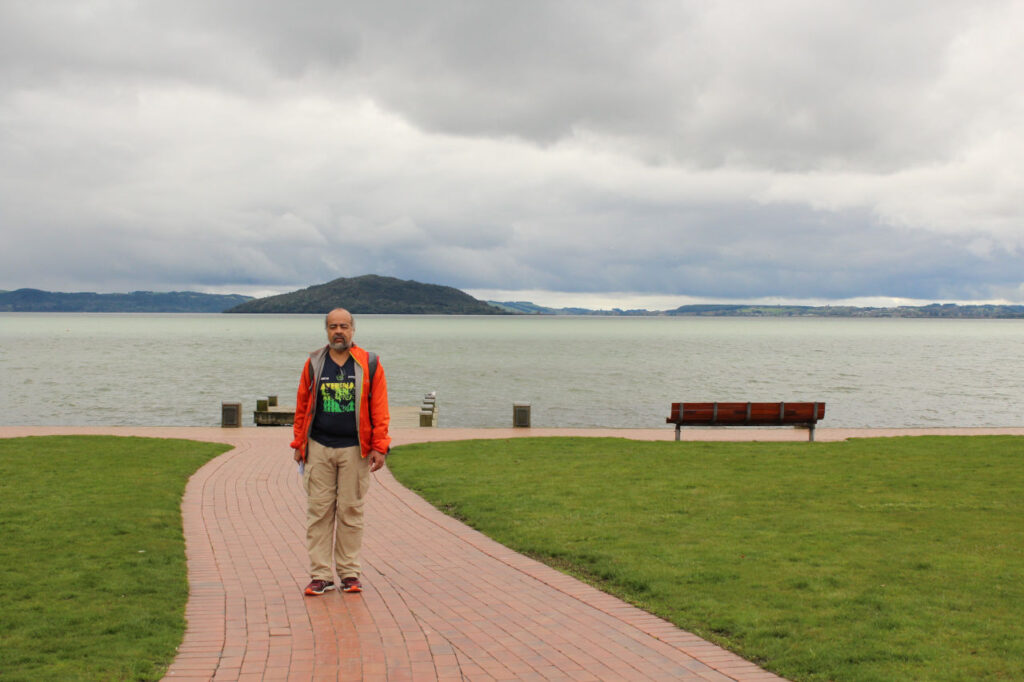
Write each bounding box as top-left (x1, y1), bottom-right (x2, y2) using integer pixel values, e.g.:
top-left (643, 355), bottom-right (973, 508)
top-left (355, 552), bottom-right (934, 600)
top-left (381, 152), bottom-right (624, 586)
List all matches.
top-left (340, 576), bottom-right (362, 593)
top-left (304, 579), bottom-right (335, 596)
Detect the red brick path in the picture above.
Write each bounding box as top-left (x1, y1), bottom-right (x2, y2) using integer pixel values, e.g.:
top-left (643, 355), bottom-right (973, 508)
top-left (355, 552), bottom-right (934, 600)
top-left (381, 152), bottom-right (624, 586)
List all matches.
top-left (182, 426), bottom-right (792, 681)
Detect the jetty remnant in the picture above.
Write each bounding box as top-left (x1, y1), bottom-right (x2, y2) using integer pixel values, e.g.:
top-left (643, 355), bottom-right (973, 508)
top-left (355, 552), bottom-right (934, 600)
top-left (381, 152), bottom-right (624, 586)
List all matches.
top-left (420, 392), bottom-right (438, 427)
top-left (254, 395), bottom-right (294, 426)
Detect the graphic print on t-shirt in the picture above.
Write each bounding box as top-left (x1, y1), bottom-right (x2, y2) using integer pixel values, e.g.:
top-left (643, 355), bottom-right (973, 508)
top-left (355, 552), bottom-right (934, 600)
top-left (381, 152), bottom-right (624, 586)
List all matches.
top-left (319, 372), bottom-right (355, 414)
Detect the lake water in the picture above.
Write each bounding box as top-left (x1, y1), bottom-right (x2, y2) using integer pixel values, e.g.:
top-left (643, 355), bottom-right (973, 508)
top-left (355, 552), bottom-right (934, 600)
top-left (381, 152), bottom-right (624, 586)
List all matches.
top-left (1, 313), bottom-right (1022, 429)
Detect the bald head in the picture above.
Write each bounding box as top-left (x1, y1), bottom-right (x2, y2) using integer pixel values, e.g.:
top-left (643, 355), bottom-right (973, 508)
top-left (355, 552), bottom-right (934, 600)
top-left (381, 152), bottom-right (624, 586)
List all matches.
top-left (325, 308), bottom-right (355, 352)
top-left (324, 308), bottom-right (354, 329)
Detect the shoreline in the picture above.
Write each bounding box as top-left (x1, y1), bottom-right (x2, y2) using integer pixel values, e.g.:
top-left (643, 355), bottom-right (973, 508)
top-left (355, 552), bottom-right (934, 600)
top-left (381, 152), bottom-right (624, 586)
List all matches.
top-left (3, 425), bottom-right (1024, 444)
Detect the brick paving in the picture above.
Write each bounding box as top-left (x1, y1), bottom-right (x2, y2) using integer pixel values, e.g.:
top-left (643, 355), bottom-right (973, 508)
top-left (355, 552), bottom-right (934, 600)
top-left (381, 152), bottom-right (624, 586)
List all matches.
top-left (5, 424), bottom-right (1022, 681)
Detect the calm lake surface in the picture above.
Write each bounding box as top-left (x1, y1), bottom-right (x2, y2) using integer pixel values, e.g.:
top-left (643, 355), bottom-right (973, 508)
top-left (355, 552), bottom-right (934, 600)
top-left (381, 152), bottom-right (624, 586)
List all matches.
top-left (1, 313), bottom-right (1022, 429)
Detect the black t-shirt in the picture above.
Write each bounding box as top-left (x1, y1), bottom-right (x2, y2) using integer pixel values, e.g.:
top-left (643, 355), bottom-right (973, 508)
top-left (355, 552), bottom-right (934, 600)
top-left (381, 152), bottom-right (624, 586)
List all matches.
top-left (310, 355), bottom-right (359, 448)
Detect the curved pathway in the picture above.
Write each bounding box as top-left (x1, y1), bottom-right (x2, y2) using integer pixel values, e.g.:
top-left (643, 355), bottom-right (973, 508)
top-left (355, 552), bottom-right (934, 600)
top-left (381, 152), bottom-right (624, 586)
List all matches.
top-left (6, 425), bottom-right (1022, 681)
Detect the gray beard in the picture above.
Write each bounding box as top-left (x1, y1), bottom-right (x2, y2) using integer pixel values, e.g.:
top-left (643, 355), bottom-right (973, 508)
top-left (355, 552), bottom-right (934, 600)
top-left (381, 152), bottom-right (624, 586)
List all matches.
top-left (329, 340), bottom-right (351, 352)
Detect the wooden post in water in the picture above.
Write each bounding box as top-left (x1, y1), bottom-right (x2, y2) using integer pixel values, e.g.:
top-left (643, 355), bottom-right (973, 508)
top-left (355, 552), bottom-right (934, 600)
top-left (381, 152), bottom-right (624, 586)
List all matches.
top-left (221, 402), bottom-right (242, 428)
top-left (513, 402), bottom-right (531, 428)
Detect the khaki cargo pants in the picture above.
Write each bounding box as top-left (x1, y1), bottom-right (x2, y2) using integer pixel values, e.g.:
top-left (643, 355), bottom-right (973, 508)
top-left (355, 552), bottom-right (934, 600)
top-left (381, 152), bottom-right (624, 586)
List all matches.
top-left (304, 440), bottom-right (370, 581)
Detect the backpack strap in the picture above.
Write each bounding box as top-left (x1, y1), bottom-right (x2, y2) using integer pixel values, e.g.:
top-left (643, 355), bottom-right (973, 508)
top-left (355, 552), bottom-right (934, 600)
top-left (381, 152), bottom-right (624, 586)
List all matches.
top-left (367, 351), bottom-right (378, 389)
top-left (366, 351), bottom-right (378, 431)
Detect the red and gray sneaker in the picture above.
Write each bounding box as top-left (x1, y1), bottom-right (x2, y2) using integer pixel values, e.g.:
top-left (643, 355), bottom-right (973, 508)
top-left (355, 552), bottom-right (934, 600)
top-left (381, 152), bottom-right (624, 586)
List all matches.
top-left (340, 576), bottom-right (362, 593)
top-left (304, 579), bottom-right (335, 596)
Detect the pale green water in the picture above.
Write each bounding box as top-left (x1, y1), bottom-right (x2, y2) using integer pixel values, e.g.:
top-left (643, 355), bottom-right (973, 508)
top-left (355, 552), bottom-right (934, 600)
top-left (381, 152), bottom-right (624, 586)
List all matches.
top-left (1, 313), bottom-right (1022, 428)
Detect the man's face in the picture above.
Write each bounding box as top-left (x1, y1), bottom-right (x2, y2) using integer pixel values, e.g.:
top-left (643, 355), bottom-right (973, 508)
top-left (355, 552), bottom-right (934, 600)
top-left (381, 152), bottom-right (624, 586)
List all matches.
top-left (325, 310), bottom-right (354, 352)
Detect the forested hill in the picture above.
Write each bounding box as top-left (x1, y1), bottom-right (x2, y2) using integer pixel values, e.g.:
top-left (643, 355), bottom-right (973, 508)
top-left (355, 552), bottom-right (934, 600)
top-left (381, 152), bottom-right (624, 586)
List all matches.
top-left (225, 274), bottom-right (504, 314)
top-left (0, 288), bottom-right (252, 312)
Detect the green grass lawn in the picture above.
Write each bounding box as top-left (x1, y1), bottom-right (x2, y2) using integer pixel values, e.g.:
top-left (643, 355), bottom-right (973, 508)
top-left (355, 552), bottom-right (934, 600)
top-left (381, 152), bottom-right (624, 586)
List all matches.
top-left (0, 435), bottom-right (229, 682)
top-left (388, 436), bottom-right (1024, 682)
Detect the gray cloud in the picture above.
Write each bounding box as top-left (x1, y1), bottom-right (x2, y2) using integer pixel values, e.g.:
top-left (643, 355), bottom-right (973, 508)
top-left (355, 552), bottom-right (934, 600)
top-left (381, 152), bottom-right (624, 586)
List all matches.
top-left (1, 0), bottom-right (1022, 303)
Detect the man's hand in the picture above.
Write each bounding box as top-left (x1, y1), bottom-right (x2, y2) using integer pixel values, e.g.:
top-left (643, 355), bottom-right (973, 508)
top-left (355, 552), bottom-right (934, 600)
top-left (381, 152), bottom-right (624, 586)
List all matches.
top-left (293, 449), bottom-right (303, 462)
top-left (368, 450), bottom-right (386, 472)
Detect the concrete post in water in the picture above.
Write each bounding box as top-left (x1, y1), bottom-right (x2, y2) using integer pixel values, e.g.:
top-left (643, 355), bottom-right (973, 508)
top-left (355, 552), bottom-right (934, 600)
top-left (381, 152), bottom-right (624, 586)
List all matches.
top-left (256, 398), bottom-right (269, 412)
top-left (268, 395), bottom-right (278, 407)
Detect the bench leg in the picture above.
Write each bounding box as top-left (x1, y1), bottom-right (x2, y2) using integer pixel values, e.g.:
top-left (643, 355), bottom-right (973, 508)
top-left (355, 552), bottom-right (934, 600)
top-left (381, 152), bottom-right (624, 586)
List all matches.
top-left (675, 424), bottom-right (681, 441)
top-left (809, 424), bottom-right (815, 442)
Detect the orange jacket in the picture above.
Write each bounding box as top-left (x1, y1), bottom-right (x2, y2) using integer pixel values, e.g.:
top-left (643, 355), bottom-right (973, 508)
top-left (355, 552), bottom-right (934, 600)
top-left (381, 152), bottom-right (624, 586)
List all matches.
top-left (290, 344), bottom-right (391, 460)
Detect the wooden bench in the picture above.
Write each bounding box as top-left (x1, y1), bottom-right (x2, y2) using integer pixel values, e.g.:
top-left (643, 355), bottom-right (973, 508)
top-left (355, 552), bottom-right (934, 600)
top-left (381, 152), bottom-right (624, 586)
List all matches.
top-left (667, 402), bottom-right (826, 441)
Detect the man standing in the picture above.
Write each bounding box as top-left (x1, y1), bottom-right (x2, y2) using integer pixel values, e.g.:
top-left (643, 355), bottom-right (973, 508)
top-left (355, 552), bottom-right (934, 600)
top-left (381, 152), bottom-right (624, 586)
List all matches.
top-left (291, 308), bottom-right (391, 595)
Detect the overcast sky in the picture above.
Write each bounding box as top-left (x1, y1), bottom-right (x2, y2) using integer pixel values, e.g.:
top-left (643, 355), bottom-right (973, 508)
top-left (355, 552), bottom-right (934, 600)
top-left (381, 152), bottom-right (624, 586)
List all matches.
top-left (2, 1), bottom-right (1022, 307)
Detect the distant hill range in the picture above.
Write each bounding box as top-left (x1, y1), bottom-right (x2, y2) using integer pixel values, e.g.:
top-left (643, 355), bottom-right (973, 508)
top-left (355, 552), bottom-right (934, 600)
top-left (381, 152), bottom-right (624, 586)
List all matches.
top-left (488, 301), bottom-right (654, 316)
top-left (225, 274), bottom-right (503, 314)
top-left (4, 281), bottom-right (1022, 317)
top-left (490, 301), bottom-right (1024, 318)
top-left (666, 303), bottom-right (1024, 318)
top-left (0, 288), bottom-right (252, 312)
